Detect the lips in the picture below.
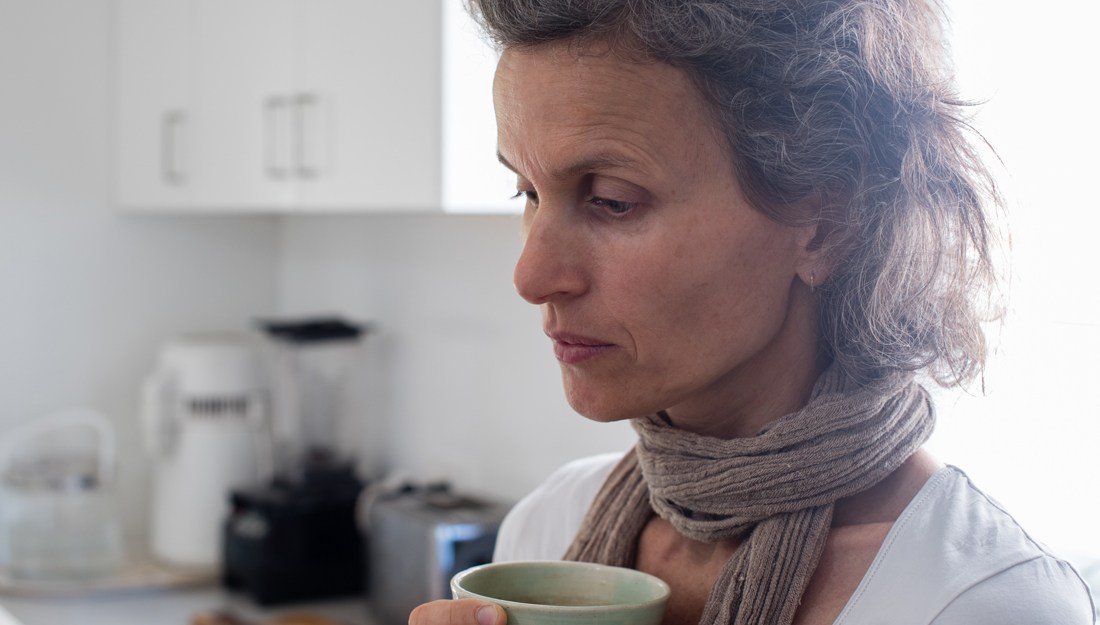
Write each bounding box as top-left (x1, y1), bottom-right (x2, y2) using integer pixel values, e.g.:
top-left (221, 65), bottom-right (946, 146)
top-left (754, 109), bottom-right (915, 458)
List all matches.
top-left (546, 331), bottom-right (616, 364)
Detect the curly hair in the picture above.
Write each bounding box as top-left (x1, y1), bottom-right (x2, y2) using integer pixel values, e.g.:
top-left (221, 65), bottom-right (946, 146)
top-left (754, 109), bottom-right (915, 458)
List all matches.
top-left (467, 0), bottom-right (1003, 388)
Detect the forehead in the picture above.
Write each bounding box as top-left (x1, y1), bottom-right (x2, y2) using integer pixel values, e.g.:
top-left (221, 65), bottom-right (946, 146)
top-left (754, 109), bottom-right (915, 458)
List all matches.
top-left (492, 42), bottom-right (728, 184)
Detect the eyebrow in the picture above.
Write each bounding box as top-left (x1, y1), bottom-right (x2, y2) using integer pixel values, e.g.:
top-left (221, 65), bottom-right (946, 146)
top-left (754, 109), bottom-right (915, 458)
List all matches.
top-left (496, 150), bottom-right (645, 181)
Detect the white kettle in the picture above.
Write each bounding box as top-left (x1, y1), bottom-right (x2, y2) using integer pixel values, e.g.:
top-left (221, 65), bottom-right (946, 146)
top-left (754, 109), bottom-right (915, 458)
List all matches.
top-left (142, 333), bottom-right (271, 568)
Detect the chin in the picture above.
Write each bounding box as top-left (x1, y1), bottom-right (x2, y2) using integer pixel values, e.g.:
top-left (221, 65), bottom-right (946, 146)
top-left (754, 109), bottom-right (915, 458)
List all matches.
top-left (562, 379), bottom-right (652, 423)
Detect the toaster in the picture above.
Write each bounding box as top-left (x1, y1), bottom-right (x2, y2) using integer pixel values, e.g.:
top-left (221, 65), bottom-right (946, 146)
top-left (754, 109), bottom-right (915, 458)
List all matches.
top-left (367, 484), bottom-right (510, 625)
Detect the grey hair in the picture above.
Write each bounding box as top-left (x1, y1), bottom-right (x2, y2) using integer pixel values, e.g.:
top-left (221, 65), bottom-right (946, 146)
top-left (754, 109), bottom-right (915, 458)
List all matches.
top-left (467, 0), bottom-right (1003, 388)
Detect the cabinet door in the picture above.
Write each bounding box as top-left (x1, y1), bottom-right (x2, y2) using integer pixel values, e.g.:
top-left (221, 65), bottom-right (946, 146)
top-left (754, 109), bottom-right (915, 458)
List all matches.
top-left (115, 0), bottom-right (196, 209)
top-left (292, 0), bottom-right (442, 211)
top-left (193, 0), bottom-right (295, 210)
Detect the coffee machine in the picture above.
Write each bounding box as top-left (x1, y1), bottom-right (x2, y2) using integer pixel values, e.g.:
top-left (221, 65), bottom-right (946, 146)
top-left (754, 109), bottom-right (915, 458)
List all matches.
top-left (142, 333), bottom-right (271, 568)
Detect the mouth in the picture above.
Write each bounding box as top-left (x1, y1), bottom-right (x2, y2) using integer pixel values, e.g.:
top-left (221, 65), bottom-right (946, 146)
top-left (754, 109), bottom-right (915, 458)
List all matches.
top-left (546, 331), bottom-right (616, 364)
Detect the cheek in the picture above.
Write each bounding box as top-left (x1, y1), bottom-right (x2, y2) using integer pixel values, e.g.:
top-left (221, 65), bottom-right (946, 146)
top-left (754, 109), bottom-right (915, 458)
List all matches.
top-left (620, 222), bottom-right (796, 367)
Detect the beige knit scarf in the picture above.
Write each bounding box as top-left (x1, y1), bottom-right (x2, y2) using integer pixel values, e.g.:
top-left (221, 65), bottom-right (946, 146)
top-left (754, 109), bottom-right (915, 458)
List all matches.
top-left (563, 365), bottom-right (934, 624)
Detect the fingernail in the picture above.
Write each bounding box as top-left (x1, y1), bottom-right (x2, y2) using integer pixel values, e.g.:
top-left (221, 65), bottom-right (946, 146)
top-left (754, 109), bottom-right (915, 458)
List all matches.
top-left (476, 605), bottom-right (500, 625)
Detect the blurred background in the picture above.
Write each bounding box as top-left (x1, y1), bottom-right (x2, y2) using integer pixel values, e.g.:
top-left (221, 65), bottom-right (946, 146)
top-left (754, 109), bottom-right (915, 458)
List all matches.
top-left (0, 0), bottom-right (1096, 623)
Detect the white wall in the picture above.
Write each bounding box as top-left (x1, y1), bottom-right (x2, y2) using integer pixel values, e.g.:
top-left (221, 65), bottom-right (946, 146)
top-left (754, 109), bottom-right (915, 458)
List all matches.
top-left (276, 215), bottom-right (635, 502)
top-left (921, 0), bottom-right (1100, 562)
top-left (0, 0), bottom-right (279, 540)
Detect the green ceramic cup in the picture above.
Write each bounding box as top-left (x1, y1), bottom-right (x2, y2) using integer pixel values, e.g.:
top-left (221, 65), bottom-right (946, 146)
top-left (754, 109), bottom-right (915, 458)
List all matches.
top-left (450, 560), bottom-right (670, 625)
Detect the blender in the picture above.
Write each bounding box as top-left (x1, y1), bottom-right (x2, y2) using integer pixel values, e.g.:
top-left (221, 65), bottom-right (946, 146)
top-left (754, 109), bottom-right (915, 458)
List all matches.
top-left (222, 316), bottom-right (369, 605)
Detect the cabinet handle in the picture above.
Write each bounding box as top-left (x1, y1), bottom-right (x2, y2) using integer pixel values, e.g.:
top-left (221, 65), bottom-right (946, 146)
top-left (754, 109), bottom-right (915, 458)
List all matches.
top-left (293, 93), bottom-right (319, 179)
top-left (160, 110), bottom-right (186, 186)
top-left (264, 96), bottom-right (290, 180)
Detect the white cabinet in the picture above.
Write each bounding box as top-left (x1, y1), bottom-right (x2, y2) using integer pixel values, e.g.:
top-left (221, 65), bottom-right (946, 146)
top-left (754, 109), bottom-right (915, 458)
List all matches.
top-left (291, 1), bottom-right (442, 210)
top-left (193, 0), bottom-right (295, 210)
top-left (115, 0), bottom-right (196, 208)
top-left (114, 0), bottom-right (516, 214)
top-left (115, 0), bottom-right (293, 211)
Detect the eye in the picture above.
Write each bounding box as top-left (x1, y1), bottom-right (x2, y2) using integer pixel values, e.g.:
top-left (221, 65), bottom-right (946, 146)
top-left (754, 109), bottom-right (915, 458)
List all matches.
top-left (510, 190), bottom-right (539, 205)
top-left (588, 196), bottom-right (636, 216)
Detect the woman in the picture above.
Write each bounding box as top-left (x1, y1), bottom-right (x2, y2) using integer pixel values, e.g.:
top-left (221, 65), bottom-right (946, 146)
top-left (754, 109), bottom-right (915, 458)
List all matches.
top-left (413, 0), bottom-right (1095, 623)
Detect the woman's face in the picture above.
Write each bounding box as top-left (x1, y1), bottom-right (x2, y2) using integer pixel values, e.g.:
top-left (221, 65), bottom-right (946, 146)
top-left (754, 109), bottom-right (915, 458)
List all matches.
top-left (494, 43), bottom-right (820, 432)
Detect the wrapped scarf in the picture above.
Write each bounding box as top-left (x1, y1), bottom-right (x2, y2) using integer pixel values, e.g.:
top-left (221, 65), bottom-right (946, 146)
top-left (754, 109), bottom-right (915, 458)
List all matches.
top-left (563, 365), bottom-right (934, 624)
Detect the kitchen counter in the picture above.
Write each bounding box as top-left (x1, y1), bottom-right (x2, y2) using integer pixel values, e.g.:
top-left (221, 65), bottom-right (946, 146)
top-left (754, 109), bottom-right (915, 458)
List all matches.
top-left (0, 586), bottom-right (379, 625)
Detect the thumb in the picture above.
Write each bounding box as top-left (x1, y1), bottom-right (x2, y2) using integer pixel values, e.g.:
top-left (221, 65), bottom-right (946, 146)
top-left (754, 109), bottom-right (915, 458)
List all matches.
top-left (408, 599), bottom-right (507, 625)
top-left (473, 603), bottom-right (506, 625)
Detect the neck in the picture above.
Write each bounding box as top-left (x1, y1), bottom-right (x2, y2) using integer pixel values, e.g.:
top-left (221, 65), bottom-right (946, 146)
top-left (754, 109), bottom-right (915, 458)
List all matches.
top-left (662, 283), bottom-right (825, 439)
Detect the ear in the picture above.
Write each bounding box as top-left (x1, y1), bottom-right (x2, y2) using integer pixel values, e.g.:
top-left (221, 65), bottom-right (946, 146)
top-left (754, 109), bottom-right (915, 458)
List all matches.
top-left (793, 222), bottom-right (838, 291)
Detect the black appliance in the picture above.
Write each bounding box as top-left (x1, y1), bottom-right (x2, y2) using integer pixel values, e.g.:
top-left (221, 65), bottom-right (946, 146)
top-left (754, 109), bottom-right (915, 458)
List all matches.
top-left (222, 458), bottom-right (365, 605)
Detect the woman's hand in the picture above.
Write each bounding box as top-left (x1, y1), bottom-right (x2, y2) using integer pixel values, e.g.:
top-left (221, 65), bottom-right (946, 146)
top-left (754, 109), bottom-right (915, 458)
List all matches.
top-left (408, 599), bottom-right (506, 625)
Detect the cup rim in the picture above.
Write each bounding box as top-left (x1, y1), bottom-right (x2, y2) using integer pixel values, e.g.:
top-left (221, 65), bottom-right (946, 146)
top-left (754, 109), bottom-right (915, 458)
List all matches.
top-left (451, 560), bottom-right (671, 611)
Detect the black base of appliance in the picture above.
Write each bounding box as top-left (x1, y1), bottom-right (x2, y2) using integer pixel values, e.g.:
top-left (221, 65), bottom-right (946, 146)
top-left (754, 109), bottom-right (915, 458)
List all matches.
top-left (222, 463), bottom-right (364, 606)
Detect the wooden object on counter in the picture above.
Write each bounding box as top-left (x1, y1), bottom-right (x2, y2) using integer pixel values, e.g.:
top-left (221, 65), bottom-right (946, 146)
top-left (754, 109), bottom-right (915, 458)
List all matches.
top-left (192, 609), bottom-right (349, 625)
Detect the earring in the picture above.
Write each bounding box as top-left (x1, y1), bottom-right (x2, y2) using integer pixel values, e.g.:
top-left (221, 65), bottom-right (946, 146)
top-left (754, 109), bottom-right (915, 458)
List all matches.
top-left (810, 272), bottom-right (816, 293)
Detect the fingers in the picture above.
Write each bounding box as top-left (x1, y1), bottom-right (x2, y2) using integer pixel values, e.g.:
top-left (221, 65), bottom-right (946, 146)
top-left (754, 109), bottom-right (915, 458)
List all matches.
top-left (408, 599), bottom-right (506, 625)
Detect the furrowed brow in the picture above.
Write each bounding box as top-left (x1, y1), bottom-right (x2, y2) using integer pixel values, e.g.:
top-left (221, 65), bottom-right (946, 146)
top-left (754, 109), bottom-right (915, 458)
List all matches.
top-left (558, 154), bottom-right (642, 180)
top-left (496, 150), bottom-right (643, 180)
top-left (496, 151), bottom-right (517, 173)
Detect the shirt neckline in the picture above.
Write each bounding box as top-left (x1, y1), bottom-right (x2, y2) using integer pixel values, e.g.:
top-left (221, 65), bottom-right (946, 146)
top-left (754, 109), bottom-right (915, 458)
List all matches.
top-left (830, 464), bottom-right (958, 624)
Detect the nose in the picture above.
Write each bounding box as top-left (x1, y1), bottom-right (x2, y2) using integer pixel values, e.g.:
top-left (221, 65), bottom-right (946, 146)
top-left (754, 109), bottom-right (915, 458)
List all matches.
top-left (513, 208), bottom-right (588, 305)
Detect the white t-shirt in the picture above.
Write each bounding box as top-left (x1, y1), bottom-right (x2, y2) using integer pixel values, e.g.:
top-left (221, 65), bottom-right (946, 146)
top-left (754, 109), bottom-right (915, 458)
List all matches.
top-left (494, 453), bottom-right (1096, 624)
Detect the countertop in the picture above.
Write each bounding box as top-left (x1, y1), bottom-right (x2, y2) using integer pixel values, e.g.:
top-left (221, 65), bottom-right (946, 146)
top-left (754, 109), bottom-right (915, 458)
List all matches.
top-left (0, 585), bottom-right (379, 625)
